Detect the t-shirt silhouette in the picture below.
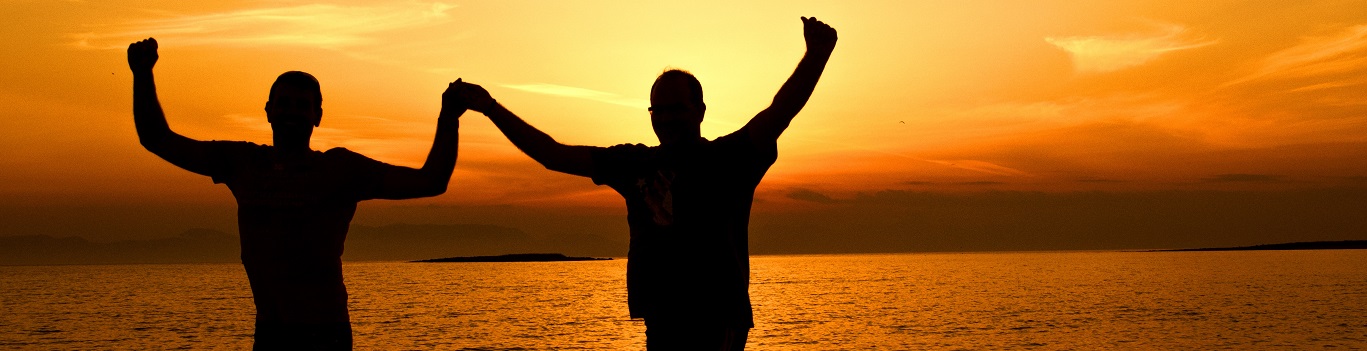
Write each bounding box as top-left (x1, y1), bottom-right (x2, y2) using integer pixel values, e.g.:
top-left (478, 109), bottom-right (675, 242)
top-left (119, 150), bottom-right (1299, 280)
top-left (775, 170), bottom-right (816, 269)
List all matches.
top-left (590, 130), bottom-right (777, 328)
top-left (203, 141), bottom-right (392, 326)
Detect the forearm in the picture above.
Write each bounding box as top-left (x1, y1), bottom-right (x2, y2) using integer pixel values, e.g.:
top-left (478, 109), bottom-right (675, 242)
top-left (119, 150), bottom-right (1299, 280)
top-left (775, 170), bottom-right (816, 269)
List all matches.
top-left (482, 102), bottom-right (566, 166)
top-left (416, 109), bottom-right (462, 193)
top-left (745, 48), bottom-right (834, 141)
top-left (770, 48), bottom-right (834, 115)
top-left (132, 71), bottom-right (174, 152)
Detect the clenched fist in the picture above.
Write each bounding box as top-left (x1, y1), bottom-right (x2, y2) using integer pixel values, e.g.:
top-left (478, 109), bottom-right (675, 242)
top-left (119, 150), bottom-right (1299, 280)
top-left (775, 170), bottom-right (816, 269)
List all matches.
top-left (127, 38), bottom-right (158, 74)
top-left (801, 17), bottom-right (837, 53)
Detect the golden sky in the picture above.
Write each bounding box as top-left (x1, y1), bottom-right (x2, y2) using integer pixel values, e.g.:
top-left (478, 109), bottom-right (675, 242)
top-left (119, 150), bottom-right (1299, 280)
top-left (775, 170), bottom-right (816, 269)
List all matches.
top-left (2, 0), bottom-right (1365, 217)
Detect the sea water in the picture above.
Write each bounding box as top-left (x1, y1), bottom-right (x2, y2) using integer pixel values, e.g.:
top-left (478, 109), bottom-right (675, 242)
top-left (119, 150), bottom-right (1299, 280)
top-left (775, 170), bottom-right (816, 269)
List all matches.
top-left (2, 251), bottom-right (1365, 350)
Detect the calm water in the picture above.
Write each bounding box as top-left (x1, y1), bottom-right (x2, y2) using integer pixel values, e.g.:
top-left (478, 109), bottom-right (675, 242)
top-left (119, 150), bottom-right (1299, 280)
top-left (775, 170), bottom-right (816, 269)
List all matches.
top-left (2, 251), bottom-right (1365, 350)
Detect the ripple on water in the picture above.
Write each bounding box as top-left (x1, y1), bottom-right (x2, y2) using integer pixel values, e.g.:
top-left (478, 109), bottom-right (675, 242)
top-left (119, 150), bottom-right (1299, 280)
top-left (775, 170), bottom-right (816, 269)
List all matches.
top-left (3, 251), bottom-right (1367, 349)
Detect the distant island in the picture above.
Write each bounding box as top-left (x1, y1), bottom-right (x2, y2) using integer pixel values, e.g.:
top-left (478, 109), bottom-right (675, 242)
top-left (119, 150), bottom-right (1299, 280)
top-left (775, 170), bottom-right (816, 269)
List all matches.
top-left (1153, 240), bottom-right (1367, 252)
top-left (412, 253), bottom-right (613, 263)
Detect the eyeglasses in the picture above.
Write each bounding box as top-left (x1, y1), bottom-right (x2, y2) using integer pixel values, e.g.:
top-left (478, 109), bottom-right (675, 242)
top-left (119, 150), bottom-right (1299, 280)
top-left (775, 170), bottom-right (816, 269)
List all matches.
top-left (647, 104), bottom-right (691, 114)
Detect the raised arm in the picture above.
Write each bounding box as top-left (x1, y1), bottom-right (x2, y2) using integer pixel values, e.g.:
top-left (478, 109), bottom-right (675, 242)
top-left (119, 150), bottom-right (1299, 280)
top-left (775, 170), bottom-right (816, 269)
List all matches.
top-left (129, 38), bottom-right (221, 176)
top-left (368, 81), bottom-right (465, 199)
top-left (457, 82), bottom-right (596, 178)
top-left (744, 17), bottom-right (838, 144)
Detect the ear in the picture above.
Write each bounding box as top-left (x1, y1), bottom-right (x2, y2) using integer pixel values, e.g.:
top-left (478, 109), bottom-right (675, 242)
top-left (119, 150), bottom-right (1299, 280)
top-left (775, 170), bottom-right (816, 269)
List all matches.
top-left (313, 107), bottom-right (323, 127)
top-left (264, 101), bottom-right (275, 123)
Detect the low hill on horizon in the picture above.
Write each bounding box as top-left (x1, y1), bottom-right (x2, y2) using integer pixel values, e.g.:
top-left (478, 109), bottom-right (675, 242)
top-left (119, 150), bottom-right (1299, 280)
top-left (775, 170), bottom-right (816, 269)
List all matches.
top-left (3, 225), bottom-right (1364, 266)
top-left (0, 223), bottom-right (626, 266)
top-left (1153, 240), bottom-right (1367, 252)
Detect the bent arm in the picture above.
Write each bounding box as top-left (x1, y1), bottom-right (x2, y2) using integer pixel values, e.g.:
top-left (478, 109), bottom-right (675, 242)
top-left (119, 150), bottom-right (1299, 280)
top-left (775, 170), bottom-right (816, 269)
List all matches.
top-left (482, 102), bottom-right (596, 178)
top-left (371, 81), bottom-right (466, 199)
top-left (744, 17), bottom-right (837, 144)
top-left (371, 111), bottom-right (460, 199)
top-left (130, 39), bottom-right (219, 176)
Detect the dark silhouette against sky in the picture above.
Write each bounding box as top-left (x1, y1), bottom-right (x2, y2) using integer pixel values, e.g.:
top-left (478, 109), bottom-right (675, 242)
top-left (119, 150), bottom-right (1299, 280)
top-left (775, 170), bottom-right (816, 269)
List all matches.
top-left (128, 38), bottom-right (462, 349)
top-left (451, 16), bottom-right (836, 351)
top-left (5, 2), bottom-right (1367, 264)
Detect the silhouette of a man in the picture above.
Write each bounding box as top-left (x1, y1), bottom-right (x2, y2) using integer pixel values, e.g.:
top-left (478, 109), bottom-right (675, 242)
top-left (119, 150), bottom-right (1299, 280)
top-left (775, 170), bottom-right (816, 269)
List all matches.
top-left (127, 38), bottom-right (466, 350)
top-left (451, 17), bottom-right (836, 350)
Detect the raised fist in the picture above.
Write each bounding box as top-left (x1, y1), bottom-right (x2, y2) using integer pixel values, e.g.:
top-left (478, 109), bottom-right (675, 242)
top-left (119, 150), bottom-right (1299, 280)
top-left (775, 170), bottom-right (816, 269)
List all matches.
top-left (127, 38), bottom-right (159, 73)
top-left (801, 17), bottom-right (837, 53)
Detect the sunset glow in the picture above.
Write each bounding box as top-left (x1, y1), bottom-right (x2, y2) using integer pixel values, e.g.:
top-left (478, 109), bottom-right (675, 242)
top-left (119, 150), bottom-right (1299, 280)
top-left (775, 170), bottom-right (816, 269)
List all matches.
top-left (2, 1), bottom-right (1364, 247)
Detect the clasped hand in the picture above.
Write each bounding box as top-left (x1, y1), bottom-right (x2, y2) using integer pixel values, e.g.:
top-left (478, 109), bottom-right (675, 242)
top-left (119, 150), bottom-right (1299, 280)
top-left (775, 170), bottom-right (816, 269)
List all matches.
top-left (442, 79), bottom-right (495, 114)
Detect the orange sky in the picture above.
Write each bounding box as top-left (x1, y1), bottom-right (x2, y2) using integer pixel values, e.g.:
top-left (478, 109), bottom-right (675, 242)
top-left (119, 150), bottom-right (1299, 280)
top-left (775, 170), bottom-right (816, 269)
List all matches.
top-left (2, 1), bottom-right (1366, 228)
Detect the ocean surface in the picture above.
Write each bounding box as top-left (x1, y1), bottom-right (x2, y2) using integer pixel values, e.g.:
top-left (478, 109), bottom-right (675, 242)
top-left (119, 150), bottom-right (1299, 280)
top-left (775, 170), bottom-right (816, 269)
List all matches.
top-left (2, 251), bottom-right (1365, 350)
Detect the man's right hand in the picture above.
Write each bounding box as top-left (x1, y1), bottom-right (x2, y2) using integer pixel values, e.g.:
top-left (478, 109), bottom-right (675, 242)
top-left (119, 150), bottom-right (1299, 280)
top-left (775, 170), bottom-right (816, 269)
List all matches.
top-left (127, 38), bottom-right (158, 73)
top-left (801, 17), bottom-right (837, 53)
top-left (442, 79), bottom-right (468, 112)
top-left (455, 81), bottom-right (496, 114)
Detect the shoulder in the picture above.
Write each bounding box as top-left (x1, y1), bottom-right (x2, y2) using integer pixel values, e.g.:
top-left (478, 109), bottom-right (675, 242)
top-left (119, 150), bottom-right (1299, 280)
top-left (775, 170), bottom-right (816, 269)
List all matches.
top-left (712, 128), bottom-right (778, 165)
top-left (207, 140), bottom-right (263, 150)
top-left (203, 140), bottom-right (266, 158)
top-left (323, 147), bottom-right (390, 168)
top-left (595, 143), bottom-right (653, 159)
top-left (606, 143), bottom-right (651, 152)
top-left (202, 141), bottom-right (265, 184)
top-left (717, 128), bottom-right (776, 152)
top-left (589, 143), bottom-right (652, 185)
top-left (324, 147), bottom-right (382, 160)
top-left (323, 147), bottom-right (361, 157)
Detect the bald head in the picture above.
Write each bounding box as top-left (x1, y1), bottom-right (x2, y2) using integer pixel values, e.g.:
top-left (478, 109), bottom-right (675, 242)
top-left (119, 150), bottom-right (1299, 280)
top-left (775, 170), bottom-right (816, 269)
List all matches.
top-left (269, 71), bottom-right (322, 106)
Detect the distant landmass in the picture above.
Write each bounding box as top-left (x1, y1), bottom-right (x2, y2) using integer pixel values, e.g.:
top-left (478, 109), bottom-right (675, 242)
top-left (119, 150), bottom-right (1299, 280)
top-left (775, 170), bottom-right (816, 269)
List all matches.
top-left (1154, 240), bottom-right (1367, 252)
top-left (0, 224), bottom-right (626, 266)
top-left (412, 253), bottom-right (612, 263)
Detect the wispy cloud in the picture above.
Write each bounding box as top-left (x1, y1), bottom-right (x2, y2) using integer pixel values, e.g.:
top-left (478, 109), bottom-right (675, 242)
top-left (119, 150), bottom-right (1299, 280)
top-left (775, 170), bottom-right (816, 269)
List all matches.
top-left (786, 188), bottom-right (840, 204)
top-left (1227, 24), bottom-right (1367, 86)
top-left (1201, 174), bottom-right (1283, 183)
top-left (69, 2), bottom-right (456, 50)
top-left (924, 159), bottom-right (1031, 177)
top-left (1046, 23), bottom-right (1216, 74)
top-left (501, 83), bottom-right (648, 109)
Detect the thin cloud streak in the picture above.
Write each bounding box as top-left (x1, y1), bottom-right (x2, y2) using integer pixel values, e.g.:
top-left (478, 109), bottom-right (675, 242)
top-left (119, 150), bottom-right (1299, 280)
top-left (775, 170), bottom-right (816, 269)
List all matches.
top-left (1202, 174), bottom-right (1283, 183)
top-left (923, 160), bottom-right (1032, 177)
top-left (1226, 24), bottom-right (1367, 87)
top-left (500, 83), bottom-right (649, 109)
top-left (69, 2), bottom-right (457, 50)
top-left (1046, 23), bottom-right (1216, 74)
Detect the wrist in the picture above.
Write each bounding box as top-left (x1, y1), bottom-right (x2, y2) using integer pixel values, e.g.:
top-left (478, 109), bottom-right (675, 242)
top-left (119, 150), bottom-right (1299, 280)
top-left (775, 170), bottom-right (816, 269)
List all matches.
top-left (481, 100), bottom-right (499, 115)
top-left (439, 108), bottom-right (465, 121)
top-left (806, 44), bottom-right (835, 54)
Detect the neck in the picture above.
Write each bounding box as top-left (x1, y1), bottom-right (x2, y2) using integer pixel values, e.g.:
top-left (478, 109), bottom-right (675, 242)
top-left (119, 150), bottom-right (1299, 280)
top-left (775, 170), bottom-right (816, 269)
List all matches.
top-left (659, 135), bottom-right (703, 147)
top-left (270, 124), bottom-right (314, 154)
top-left (658, 128), bottom-right (703, 146)
top-left (272, 136), bottom-right (311, 154)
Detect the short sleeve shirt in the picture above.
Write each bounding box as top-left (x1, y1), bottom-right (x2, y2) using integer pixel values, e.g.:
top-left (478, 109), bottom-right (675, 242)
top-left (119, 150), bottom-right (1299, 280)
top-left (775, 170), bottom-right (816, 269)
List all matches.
top-left (590, 130), bottom-right (777, 328)
top-left (202, 141), bottom-right (393, 324)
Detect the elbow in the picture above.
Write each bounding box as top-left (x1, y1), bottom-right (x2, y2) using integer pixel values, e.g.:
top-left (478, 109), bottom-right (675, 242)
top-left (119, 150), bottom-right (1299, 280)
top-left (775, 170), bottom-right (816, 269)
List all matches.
top-left (138, 136), bottom-right (166, 155)
top-left (539, 158), bottom-right (571, 174)
top-left (422, 179), bottom-right (450, 198)
top-left (136, 130), bottom-right (170, 154)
